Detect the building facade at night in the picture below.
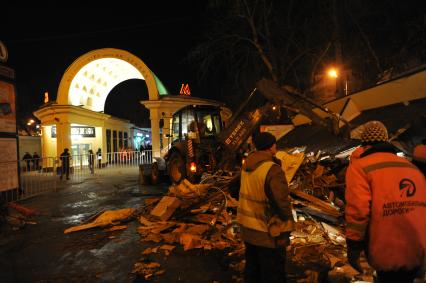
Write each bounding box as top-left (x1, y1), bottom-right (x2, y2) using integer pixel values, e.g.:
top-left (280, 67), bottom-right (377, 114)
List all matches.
top-left (34, 48), bottom-right (231, 163)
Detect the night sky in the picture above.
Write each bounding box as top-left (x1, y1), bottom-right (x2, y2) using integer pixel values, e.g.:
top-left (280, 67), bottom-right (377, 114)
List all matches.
top-left (2, 1), bottom-right (425, 129)
top-left (1, 1), bottom-right (207, 127)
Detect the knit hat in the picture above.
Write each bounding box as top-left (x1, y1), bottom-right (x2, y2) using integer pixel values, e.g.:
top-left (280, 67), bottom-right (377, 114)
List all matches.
top-left (361, 120), bottom-right (388, 144)
top-left (254, 132), bottom-right (277, 150)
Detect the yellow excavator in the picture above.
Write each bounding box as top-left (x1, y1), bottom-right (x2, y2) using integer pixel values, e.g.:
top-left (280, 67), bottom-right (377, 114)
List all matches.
top-left (145, 78), bottom-right (349, 185)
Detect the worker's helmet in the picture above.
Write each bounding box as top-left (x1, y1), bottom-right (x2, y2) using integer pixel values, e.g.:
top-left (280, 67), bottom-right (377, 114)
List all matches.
top-left (361, 120), bottom-right (388, 144)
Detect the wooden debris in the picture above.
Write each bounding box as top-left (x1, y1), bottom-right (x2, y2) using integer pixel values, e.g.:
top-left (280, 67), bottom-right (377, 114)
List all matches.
top-left (150, 196), bottom-right (181, 221)
top-left (321, 222), bottom-right (345, 246)
top-left (291, 189), bottom-right (341, 217)
top-left (139, 215), bottom-right (155, 226)
top-left (132, 261), bottom-right (163, 280)
top-left (105, 225), bottom-right (128, 232)
top-left (312, 165), bottom-right (325, 179)
top-left (159, 244), bottom-right (175, 256)
top-left (168, 179), bottom-right (211, 197)
top-left (142, 246), bottom-right (160, 255)
top-left (144, 197), bottom-right (161, 206)
top-left (159, 244), bottom-right (175, 252)
top-left (7, 202), bottom-right (39, 216)
top-left (325, 253), bottom-right (344, 268)
top-left (180, 233), bottom-right (203, 251)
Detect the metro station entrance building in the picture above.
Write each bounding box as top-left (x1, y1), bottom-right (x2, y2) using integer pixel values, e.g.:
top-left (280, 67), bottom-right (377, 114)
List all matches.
top-left (34, 48), bottom-right (230, 164)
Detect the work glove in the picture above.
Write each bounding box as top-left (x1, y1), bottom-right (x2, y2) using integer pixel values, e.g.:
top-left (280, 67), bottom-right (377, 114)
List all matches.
top-left (346, 239), bottom-right (365, 273)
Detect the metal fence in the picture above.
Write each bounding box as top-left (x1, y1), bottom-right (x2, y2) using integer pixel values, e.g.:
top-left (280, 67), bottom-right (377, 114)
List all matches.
top-left (1, 150), bottom-right (153, 202)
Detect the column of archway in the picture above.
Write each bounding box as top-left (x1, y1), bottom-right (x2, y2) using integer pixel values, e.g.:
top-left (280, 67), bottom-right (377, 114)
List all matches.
top-left (161, 114), bottom-right (173, 155)
top-left (149, 110), bottom-right (161, 158)
top-left (101, 127), bottom-right (107, 167)
top-left (56, 122), bottom-right (71, 157)
top-left (40, 126), bottom-right (51, 169)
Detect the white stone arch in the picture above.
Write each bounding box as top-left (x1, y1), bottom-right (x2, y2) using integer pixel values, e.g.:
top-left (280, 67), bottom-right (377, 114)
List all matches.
top-left (57, 48), bottom-right (168, 110)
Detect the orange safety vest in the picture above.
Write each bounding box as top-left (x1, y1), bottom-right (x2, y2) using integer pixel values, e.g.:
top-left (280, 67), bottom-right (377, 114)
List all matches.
top-left (413, 144), bottom-right (426, 163)
top-left (345, 152), bottom-right (426, 270)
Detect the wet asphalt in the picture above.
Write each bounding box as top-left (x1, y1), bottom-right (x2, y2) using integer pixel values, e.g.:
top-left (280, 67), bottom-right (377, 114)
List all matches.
top-left (0, 168), bottom-right (236, 283)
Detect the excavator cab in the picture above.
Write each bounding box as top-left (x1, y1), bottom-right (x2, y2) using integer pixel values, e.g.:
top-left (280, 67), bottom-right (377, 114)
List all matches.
top-left (170, 105), bottom-right (223, 144)
top-left (166, 105), bottom-right (224, 184)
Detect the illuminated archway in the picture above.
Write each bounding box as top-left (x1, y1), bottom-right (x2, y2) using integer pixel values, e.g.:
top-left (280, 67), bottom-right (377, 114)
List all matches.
top-left (43, 48), bottom-right (170, 158)
top-left (57, 48), bottom-right (168, 110)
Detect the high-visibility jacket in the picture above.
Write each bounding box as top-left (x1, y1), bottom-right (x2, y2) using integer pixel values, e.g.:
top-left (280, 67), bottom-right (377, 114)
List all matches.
top-left (237, 150), bottom-right (292, 248)
top-left (413, 144), bottom-right (426, 175)
top-left (413, 144), bottom-right (426, 163)
top-left (238, 161), bottom-right (274, 233)
top-left (349, 146), bottom-right (368, 162)
top-left (345, 151), bottom-right (426, 270)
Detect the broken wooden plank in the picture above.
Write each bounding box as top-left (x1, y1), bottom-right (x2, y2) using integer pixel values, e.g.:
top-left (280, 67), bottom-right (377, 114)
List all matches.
top-left (291, 189), bottom-right (341, 216)
top-left (150, 196), bottom-right (181, 221)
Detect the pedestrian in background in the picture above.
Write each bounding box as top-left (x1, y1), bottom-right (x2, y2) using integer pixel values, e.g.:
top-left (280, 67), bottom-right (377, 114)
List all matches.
top-left (60, 148), bottom-right (71, 180)
top-left (237, 132), bottom-right (293, 283)
top-left (345, 120), bottom-right (425, 283)
top-left (88, 149), bottom-right (94, 174)
top-left (32, 152), bottom-right (40, 171)
top-left (22, 152), bottom-right (32, 171)
top-left (96, 148), bottom-right (102, 169)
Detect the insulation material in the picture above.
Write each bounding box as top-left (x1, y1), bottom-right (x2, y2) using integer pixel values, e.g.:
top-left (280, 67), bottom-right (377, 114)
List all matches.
top-left (276, 151), bottom-right (305, 183)
top-left (64, 208), bottom-right (135, 234)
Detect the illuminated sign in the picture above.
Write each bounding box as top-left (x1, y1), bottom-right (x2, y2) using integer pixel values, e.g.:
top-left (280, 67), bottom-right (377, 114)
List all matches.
top-left (51, 126), bottom-right (96, 138)
top-left (180, 83), bottom-right (191, 96)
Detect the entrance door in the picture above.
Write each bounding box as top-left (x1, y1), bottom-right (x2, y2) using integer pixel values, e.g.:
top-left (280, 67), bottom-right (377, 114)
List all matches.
top-left (71, 144), bottom-right (91, 165)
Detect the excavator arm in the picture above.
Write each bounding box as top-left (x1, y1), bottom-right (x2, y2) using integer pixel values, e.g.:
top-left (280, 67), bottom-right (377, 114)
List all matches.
top-left (256, 78), bottom-right (347, 136)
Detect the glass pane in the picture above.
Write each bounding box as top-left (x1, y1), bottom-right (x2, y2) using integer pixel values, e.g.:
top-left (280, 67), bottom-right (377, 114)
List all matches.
top-left (213, 113), bottom-right (222, 134)
top-left (172, 116), bottom-right (180, 142)
top-left (195, 109), bottom-right (221, 137)
top-left (182, 109), bottom-right (195, 138)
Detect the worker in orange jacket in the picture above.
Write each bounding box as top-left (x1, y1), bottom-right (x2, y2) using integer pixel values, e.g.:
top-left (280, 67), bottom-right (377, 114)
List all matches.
top-left (345, 120), bottom-right (426, 283)
top-left (413, 139), bottom-right (426, 175)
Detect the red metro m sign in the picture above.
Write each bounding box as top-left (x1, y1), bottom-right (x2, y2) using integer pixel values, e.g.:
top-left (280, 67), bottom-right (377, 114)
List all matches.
top-left (180, 83), bottom-right (191, 96)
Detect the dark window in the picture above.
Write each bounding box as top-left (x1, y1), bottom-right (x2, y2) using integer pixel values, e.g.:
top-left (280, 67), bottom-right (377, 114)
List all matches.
top-left (106, 129), bottom-right (111, 153)
top-left (124, 132), bottom-right (128, 148)
top-left (119, 131), bottom-right (123, 148)
top-left (113, 130), bottom-right (117, 152)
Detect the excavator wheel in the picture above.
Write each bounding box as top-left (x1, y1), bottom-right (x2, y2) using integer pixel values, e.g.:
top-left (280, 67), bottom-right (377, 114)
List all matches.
top-left (167, 152), bottom-right (186, 184)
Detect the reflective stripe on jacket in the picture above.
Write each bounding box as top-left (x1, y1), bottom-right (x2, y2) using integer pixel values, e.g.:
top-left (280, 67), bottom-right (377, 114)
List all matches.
top-left (237, 161), bottom-right (274, 234)
top-left (345, 152), bottom-right (426, 270)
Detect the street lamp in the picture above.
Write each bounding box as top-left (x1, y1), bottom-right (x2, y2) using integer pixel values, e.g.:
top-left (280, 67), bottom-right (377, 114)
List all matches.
top-left (328, 68), bottom-right (338, 79)
top-left (327, 67), bottom-right (348, 96)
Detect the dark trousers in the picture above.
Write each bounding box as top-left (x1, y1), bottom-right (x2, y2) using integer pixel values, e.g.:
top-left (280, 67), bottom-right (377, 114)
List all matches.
top-left (376, 268), bottom-right (419, 283)
top-left (244, 242), bottom-right (286, 283)
top-left (60, 165), bottom-right (70, 179)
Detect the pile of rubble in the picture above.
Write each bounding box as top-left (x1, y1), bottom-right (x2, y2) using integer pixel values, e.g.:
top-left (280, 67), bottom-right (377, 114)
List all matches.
top-left (128, 150), bottom-right (376, 282)
top-left (133, 173), bottom-right (243, 280)
top-left (63, 149), bottom-right (376, 282)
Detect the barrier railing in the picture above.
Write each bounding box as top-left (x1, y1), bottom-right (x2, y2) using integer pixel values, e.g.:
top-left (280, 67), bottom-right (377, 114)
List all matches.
top-left (0, 150), bottom-right (153, 202)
